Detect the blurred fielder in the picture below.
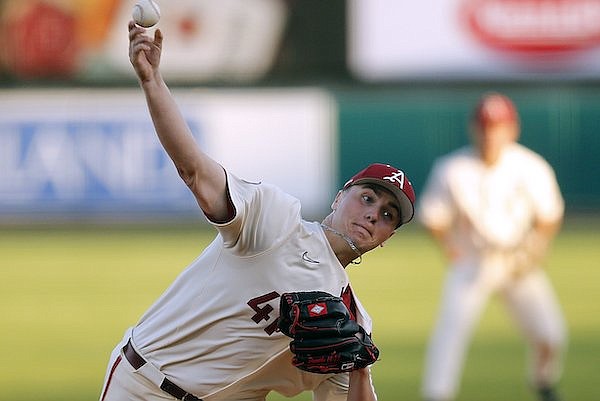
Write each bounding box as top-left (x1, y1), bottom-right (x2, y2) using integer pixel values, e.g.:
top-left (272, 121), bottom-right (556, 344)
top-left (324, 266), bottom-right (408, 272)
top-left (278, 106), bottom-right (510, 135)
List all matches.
top-left (418, 93), bottom-right (567, 401)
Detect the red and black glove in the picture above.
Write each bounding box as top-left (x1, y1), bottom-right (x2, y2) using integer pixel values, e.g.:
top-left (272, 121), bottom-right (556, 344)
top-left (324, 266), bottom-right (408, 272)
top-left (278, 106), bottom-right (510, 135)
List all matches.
top-left (278, 291), bottom-right (379, 374)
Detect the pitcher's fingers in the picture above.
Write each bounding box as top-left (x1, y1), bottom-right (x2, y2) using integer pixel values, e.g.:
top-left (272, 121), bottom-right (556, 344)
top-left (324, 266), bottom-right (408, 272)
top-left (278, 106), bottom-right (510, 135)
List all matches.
top-left (153, 29), bottom-right (163, 48)
top-left (128, 21), bottom-right (146, 41)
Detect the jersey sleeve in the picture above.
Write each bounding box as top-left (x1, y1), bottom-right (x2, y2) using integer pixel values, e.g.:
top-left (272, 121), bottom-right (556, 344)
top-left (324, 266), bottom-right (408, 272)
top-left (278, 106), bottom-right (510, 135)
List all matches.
top-left (417, 158), bottom-right (455, 230)
top-left (525, 156), bottom-right (564, 223)
top-left (212, 171), bottom-right (302, 255)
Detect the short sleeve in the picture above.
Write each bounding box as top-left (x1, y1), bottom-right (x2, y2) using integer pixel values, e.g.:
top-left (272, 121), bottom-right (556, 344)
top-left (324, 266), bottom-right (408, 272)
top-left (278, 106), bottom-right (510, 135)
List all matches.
top-left (525, 157), bottom-right (564, 223)
top-left (214, 171), bottom-right (302, 255)
top-left (417, 159), bottom-right (455, 230)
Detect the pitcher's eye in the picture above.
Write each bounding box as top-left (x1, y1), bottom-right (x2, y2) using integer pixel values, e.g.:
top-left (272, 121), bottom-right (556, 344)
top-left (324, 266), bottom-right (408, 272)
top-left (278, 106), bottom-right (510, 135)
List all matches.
top-left (361, 188), bottom-right (377, 203)
top-left (382, 210), bottom-right (395, 221)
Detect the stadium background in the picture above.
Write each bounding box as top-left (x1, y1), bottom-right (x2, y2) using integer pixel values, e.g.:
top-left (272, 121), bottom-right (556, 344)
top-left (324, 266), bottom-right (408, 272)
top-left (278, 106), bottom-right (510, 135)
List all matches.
top-left (0, 1), bottom-right (598, 400)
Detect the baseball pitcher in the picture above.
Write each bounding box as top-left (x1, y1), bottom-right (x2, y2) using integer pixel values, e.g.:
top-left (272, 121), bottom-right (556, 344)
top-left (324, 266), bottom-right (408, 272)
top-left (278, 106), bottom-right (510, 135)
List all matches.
top-left (98, 21), bottom-right (417, 401)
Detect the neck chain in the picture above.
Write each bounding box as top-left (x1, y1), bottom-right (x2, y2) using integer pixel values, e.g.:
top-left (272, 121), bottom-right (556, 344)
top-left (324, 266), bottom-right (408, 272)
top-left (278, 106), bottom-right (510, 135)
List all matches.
top-left (320, 223), bottom-right (362, 265)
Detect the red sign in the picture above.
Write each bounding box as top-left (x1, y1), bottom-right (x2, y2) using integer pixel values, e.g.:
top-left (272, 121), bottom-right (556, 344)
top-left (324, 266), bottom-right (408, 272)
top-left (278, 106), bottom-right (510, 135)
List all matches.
top-left (463, 0), bottom-right (600, 52)
top-left (0, 2), bottom-right (81, 79)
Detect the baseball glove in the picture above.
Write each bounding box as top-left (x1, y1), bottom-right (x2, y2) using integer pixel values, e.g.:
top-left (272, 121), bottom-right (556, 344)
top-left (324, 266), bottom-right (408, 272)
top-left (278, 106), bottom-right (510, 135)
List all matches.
top-left (278, 291), bottom-right (379, 374)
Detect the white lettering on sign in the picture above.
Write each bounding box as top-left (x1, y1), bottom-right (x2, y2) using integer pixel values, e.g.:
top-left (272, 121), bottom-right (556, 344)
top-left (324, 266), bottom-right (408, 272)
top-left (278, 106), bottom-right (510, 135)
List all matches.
top-left (0, 121), bottom-right (202, 204)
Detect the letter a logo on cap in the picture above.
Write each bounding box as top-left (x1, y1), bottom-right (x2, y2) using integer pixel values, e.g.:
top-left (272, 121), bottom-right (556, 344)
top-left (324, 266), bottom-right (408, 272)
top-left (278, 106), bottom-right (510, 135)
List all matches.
top-left (384, 170), bottom-right (405, 189)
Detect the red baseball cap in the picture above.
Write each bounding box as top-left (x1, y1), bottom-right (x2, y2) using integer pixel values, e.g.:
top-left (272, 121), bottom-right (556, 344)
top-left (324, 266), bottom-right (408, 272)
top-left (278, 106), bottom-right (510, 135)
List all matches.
top-left (343, 163), bottom-right (415, 226)
top-left (474, 93), bottom-right (518, 127)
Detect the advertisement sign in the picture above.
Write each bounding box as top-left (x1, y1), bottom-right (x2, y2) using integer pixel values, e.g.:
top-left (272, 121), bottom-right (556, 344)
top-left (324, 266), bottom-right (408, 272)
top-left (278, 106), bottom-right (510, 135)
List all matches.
top-left (348, 0), bottom-right (600, 80)
top-left (0, 89), bottom-right (336, 222)
top-left (0, 0), bottom-right (287, 82)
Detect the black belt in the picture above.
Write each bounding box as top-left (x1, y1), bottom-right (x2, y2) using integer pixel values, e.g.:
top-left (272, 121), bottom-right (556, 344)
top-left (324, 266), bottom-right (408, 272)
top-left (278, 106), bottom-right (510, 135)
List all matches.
top-left (122, 339), bottom-right (203, 401)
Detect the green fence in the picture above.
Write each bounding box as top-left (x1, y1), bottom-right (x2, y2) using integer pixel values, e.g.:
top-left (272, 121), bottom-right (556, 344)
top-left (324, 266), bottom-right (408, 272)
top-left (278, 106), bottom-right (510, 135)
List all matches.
top-left (335, 85), bottom-right (600, 212)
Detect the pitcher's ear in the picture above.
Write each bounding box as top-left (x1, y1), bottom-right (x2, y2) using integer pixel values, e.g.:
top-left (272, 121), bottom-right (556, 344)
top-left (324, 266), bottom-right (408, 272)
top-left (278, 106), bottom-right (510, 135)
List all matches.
top-left (331, 190), bottom-right (343, 210)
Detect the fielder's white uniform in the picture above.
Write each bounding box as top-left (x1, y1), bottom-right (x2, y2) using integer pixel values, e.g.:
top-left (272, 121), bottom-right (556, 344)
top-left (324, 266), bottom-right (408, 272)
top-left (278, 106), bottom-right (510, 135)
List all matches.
top-left (418, 143), bottom-right (567, 400)
top-left (100, 171), bottom-right (375, 401)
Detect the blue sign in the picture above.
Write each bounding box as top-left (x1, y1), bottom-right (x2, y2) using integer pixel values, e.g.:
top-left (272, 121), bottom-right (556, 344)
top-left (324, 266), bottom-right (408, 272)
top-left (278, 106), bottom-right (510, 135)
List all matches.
top-left (0, 118), bottom-right (203, 219)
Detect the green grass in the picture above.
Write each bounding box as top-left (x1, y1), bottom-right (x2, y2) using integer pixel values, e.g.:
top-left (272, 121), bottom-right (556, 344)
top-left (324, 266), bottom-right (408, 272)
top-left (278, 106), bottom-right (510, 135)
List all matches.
top-left (0, 216), bottom-right (598, 401)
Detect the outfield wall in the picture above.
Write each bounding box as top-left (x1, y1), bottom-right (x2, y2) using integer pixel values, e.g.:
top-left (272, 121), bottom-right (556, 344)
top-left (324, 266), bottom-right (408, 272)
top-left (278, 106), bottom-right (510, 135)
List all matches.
top-left (0, 86), bottom-right (598, 223)
top-left (0, 89), bottom-right (337, 223)
top-left (335, 86), bottom-right (600, 212)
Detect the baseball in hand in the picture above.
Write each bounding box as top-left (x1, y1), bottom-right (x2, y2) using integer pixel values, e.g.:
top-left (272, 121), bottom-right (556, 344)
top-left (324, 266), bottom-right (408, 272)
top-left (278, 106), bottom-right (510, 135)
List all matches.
top-left (132, 0), bottom-right (161, 28)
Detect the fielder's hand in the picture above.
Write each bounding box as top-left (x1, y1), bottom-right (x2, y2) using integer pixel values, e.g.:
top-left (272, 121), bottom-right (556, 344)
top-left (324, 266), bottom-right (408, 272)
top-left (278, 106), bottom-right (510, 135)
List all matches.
top-left (510, 231), bottom-right (549, 280)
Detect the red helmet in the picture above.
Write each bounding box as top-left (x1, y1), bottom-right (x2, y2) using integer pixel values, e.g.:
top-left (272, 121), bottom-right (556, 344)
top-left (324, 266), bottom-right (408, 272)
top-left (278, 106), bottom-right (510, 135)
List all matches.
top-left (473, 93), bottom-right (519, 127)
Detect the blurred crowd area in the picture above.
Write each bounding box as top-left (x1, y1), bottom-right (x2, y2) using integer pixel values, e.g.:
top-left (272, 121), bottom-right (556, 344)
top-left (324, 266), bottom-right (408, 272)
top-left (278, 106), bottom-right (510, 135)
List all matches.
top-left (0, 0), bottom-right (346, 85)
top-left (2, 0), bottom-right (600, 85)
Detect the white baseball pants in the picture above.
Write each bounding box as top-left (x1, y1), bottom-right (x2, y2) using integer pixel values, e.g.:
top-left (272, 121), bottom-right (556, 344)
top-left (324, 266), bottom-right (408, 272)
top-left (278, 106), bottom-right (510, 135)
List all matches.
top-left (421, 259), bottom-right (567, 401)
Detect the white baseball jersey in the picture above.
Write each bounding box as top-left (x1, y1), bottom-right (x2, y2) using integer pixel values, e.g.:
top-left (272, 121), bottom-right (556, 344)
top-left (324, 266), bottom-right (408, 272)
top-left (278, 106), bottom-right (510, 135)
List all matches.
top-left (112, 171), bottom-right (373, 400)
top-left (418, 142), bottom-right (564, 256)
top-left (418, 143), bottom-right (567, 400)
